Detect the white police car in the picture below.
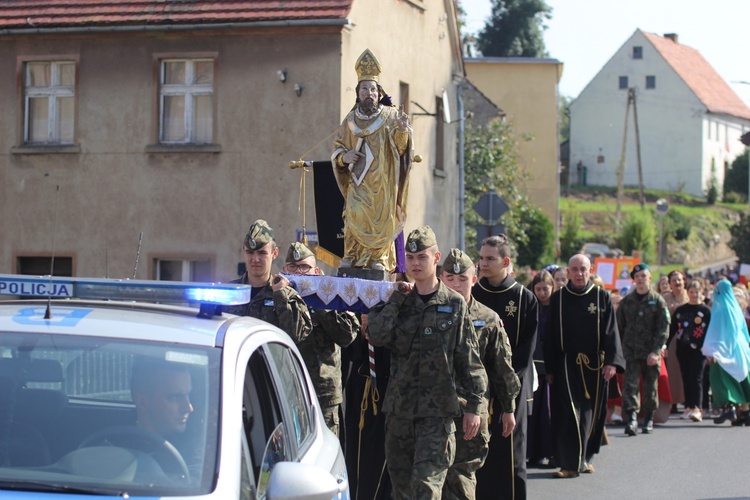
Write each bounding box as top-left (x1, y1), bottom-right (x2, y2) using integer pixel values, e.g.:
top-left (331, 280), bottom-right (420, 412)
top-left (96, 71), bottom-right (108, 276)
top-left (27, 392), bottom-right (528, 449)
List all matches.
top-left (0, 274), bottom-right (349, 499)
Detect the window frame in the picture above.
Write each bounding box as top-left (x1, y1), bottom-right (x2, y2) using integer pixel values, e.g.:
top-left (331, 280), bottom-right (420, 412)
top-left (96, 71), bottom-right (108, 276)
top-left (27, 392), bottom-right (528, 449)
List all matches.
top-left (19, 57), bottom-right (79, 147)
top-left (632, 46), bottom-right (643, 59)
top-left (618, 76), bottom-right (629, 90)
top-left (264, 342), bottom-right (315, 459)
top-left (158, 57), bottom-right (216, 145)
top-left (151, 255), bottom-right (214, 282)
top-left (645, 75), bottom-right (656, 89)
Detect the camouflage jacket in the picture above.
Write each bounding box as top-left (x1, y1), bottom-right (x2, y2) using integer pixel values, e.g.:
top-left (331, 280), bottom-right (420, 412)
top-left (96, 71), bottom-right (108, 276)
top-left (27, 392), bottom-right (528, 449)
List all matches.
top-left (368, 281), bottom-right (487, 418)
top-left (297, 308), bottom-right (359, 407)
top-left (467, 298), bottom-right (520, 415)
top-left (224, 273), bottom-right (312, 345)
top-left (616, 289), bottom-right (670, 360)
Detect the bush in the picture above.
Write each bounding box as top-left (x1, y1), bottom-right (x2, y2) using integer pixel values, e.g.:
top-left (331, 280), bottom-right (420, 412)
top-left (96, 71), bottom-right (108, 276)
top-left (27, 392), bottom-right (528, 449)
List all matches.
top-left (664, 210), bottom-right (691, 241)
top-left (723, 191), bottom-right (747, 204)
top-left (620, 210), bottom-right (656, 263)
top-left (515, 206), bottom-right (554, 269)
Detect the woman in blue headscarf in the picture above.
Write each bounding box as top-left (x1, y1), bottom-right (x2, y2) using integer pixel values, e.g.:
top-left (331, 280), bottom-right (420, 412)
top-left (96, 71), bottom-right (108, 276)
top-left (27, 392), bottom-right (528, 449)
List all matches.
top-left (701, 279), bottom-right (750, 425)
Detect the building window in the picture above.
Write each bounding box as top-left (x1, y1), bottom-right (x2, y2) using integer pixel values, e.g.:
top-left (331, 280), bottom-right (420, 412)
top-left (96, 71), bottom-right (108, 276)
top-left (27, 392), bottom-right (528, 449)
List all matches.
top-left (24, 61), bottom-right (76, 145)
top-left (619, 76), bottom-right (628, 89)
top-left (435, 96), bottom-right (444, 172)
top-left (646, 76), bottom-right (656, 89)
top-left (159, 59), bottom-right (214, 144)
top-left (154, 258), bottom-right (212, 282)
top-left (632, 46), bottom-right (643, 59)
top-left (17, 256), bottom-right (73, 276)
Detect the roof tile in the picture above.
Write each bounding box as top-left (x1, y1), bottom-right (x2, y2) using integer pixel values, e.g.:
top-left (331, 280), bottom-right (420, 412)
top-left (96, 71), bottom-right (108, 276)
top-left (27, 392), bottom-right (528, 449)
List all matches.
top-left (0, 1), bottom-right (353, 29)
top-left (643, 31), bottom-right (750, 121)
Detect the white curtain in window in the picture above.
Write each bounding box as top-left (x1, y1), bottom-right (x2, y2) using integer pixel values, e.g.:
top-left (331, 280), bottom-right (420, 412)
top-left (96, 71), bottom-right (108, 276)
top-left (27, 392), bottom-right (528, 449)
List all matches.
top-left (193, 95), bottom-right (213, 143)
top-left (163, 95), bottom-right (186, 142)
top-left (28, 97), bottom-right (49, 142)
top-left (57, 96), bottom-right (75, 144)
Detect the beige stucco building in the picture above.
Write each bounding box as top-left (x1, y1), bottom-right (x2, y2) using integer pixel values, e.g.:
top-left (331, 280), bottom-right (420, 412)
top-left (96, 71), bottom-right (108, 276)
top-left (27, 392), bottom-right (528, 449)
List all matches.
top-left (465, 57), bottom-right (563, 240)
top-left (0, 0), bottom-right (464, 281)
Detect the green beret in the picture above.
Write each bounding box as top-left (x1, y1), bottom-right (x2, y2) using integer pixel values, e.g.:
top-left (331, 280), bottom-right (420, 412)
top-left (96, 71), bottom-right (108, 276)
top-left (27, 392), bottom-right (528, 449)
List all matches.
top-left (285, 242), bottom-right (315, 263)
top-left (406, 225), bottom-right (437, 253)
top-left (243, 219), bottom-right (275, 250)
top-left (442, 248), bottom-right (474, 275)
top-left (630, 262), bottom-right (650, 279)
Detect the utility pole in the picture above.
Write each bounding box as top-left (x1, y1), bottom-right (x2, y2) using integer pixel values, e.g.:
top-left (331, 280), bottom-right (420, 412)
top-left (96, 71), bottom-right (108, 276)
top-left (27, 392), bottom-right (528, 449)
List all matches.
top-left (631, 88), bottom-right (646, 209)
top-left (615, 91), bottom-right (631, 228)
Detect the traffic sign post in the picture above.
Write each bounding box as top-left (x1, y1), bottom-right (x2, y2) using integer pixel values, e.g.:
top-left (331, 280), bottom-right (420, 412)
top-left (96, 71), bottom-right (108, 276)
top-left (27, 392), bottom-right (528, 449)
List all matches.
top-left (473, 191), bottom-right (508, 224)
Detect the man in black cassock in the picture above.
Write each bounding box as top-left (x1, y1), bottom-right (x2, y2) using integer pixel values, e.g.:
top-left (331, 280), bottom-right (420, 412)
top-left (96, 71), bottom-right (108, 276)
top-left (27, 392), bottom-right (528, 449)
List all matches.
top-left (473, 235), bottom-right (538, 500)
top-left (544, 254), bottom-right (625, 478)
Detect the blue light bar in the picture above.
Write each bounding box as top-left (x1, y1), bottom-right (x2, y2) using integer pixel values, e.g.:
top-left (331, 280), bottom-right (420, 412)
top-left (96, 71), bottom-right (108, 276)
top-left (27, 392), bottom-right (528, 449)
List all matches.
top-left (0, 274), bottom-right (251, 306)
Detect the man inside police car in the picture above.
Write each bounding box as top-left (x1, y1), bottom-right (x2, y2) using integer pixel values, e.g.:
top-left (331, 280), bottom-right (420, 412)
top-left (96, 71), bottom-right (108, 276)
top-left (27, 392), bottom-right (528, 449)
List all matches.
top-left (224, 219), bottom-right (311, 345)
top-left (283, 241), bottom-right (359, 436)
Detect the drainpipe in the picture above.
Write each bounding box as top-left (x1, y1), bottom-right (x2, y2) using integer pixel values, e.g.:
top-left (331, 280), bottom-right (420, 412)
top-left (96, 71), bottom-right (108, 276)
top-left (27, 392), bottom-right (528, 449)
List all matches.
top-left (458, 79), bottom-right (466, 251)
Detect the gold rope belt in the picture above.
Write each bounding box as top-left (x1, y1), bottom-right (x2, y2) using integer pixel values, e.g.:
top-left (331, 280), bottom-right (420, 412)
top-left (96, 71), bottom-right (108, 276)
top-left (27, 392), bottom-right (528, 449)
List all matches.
top-left (575, 352), bottom-right (603, 399)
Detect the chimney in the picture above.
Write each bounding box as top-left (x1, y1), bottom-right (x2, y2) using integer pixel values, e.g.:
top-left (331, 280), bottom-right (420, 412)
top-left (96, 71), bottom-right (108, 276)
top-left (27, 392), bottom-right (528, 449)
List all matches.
top-left (664, 33), bottom-right (678, 44)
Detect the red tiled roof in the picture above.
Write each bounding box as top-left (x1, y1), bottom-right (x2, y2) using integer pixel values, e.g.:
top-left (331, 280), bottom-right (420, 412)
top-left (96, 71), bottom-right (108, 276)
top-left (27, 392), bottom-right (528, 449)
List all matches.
top-left (0, 1), bottom-right (353, 30)
top-left (643, 31), bottom-right (750, 121)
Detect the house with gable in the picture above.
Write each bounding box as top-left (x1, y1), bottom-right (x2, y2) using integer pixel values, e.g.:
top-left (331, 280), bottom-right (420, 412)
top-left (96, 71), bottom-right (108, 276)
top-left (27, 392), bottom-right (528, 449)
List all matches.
top-left (0, 0), bottom-right (464, 280)
top-left (569, 29), bottom-right (750, 197)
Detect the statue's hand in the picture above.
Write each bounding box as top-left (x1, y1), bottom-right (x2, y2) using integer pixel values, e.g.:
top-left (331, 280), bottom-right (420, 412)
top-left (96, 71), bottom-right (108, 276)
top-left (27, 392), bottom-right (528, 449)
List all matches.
top-left (396, 104), bottom-right (410, 131)
top-left (342, 149), bottom-right (364, 165)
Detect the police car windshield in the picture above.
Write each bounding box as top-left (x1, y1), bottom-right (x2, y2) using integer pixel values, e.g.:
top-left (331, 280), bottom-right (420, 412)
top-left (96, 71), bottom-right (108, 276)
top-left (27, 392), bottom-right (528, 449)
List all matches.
top-left (0, 332), bottom-right (220, 496)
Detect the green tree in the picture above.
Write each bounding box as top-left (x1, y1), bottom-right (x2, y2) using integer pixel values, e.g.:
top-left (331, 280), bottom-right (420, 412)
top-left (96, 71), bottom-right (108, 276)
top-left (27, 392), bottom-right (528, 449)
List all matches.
top-left (464, 120), bottom-right (535, 259)
top-left (515, 205), bottom-right (555, 268)
top-left (559, 95), bottom-right (571, 143)
top-left (559, 211), bottom-right (583, 261)
top-left (476, 0), bottom-right (552, 57)
top-left (723, 148), bottom-right (749, 202)
top-left (706, 158), bottom-right (719, 205)
top-left (729, 211), bottom-right (750, 264)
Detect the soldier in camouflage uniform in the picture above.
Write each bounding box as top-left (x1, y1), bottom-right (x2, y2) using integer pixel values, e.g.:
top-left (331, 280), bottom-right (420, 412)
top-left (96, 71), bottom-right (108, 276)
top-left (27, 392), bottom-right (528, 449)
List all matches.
top-left (440, 249), bottom-right (520, 500)
top-left (282, 242), bottom-right (359, 436)
top-left (224, 220), bottom-right (311, 345)
top-left (368, 226), bottom-right (487, 500)
top-left (616, 263), bottom-right (670, 435)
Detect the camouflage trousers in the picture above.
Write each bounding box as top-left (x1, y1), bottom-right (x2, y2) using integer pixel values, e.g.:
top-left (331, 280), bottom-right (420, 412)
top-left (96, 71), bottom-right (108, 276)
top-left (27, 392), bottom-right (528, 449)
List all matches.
top-left (622, 357), bottom-right (660, 414)
top-left (322, 404), bottom-right (340, 437)
top-left (442, 414), bottom-right (490, 500)
top-left (385, 415), bottom-right (456, 500)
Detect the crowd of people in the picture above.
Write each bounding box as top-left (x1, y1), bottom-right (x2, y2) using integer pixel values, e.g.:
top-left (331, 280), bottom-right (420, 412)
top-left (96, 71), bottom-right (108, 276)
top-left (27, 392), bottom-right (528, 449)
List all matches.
top-left (223, 218), bottom-right (750, 499)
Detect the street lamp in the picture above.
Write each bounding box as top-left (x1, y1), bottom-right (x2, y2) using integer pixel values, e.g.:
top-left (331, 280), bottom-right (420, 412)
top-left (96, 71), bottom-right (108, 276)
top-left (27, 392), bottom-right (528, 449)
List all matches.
top-left (655, 198), bottom-right (669, 266)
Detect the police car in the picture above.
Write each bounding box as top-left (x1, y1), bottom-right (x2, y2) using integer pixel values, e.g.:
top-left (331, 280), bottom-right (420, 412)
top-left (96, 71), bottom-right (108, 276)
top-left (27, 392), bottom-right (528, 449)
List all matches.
top-left (0, 274), bottom-right (349, 499)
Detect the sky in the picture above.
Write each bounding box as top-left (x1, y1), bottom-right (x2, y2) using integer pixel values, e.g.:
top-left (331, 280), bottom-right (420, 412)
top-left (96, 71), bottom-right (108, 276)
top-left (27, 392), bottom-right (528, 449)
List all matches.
top-left (460, 0), bottom-right (750, 105)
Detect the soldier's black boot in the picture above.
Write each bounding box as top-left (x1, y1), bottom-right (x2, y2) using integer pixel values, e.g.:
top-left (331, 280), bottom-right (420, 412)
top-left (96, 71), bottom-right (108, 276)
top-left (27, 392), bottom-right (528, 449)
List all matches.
top-left (642, 411), bottom-right (654, 434)
top-left (624, 411), bottom-right (637, 436)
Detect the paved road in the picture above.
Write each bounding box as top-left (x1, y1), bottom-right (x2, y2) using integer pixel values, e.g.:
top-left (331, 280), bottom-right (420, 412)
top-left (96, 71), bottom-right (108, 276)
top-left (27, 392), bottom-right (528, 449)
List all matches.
top-left (527, 414), bottom-right (750, 500)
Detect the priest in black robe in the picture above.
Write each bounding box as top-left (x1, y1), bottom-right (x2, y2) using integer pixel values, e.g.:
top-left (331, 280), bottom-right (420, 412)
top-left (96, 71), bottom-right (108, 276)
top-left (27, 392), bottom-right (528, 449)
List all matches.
top-left (544, 254), bottom-right (625, 478)
top-left (473, 235), bottom-right (538, 500)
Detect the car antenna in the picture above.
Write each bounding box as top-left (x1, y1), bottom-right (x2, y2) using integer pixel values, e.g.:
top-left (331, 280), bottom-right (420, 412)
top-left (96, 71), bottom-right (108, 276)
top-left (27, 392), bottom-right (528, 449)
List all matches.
top-left (132, 231), bottom-right (143, 279)
top-left (44, 185), bottom-right (61, 320)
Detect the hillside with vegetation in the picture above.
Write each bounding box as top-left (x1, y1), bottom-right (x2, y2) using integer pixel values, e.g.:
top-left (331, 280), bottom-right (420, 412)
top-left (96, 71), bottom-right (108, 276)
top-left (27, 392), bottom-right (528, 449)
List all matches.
top-left (559, 186), bottom-right (744, 273)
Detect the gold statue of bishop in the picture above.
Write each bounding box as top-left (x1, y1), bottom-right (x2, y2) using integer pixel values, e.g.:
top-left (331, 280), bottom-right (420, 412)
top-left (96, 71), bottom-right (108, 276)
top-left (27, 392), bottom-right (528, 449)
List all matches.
top-left (331, 49), bottom-right (414, 272)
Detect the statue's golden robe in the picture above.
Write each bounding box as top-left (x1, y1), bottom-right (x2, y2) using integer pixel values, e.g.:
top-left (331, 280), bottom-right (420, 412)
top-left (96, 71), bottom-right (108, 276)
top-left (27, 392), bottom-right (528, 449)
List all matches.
top-left (331, 105), bottom-right (413, 270)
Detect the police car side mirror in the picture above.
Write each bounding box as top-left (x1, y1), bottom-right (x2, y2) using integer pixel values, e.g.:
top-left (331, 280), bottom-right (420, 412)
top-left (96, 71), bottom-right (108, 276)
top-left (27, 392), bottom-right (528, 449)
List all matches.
top-left (266, 462), bottom-right (344, 500)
